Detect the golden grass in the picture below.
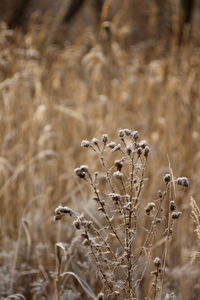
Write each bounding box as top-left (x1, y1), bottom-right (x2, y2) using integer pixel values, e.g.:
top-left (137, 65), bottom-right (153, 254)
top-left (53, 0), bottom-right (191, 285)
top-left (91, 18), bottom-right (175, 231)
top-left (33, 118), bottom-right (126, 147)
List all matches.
top-left (0, 8), bottom-right (200, 299)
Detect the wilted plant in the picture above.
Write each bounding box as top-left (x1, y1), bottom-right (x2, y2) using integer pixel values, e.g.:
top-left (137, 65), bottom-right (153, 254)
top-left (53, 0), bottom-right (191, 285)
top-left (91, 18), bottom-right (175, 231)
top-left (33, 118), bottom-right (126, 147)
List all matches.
top-left (55, 129), bottom-right (189, 300)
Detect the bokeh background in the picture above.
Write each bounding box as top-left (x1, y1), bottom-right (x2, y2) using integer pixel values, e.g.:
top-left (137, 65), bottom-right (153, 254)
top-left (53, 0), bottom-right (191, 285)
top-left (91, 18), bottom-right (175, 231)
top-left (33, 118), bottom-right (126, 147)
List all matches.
top-left (0, 1), bottom-right (200, 299)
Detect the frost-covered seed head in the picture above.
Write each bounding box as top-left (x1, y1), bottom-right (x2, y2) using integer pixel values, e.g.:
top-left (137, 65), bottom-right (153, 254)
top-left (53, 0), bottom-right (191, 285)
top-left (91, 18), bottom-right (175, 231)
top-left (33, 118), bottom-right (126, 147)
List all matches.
top-left (114, 160), bottom-right (123, 171)
top-left (164, 173), bottom-right (171, 183)
top-left (139, 140), bottom-right (147, 149)
top-left (55, 206), bottom-right (73, 217)
top-left (107, 141), bottom-right (116, 149)
top-left (80, 165), bottom-right (89, 172)
top-left (109, 193), bottom-right (121, 203)
top-left (113, 171), bottom-right (124, 180)
top-left (81, 140), bottom-right (90, 147)
top-left (145, 202), bottom-right (156, 215)
top-left (91, 138), bottom-right (99, 145)
top-left (74, 167), bottom-right (86, 178)
top-left (177, 177), bottom-right (189, 188)
top-left (131, 130), bottom-right (139, 140)
top-left (97, 292), bottom-right (105, 300)
top-left (102, 134), bottom-right (108, 144)
top-left (153, 257), bottom-right (161, 268)
top-left (137, 147), bottom-right (143, 156)
top-left (73, 218), bottom-right (82, 230)
top-left (118, 129), bottom-right (125, 138)
top-left (124, 129), bottom-right (131, 136)
top-left (112, 144), bottom-right (121, 152)
top-left (144, 146), bottom-right (150, 158)
top-left (170, 201), bottom-right (176, 211)
top-left (171, 211), bottom-right (182, 219)
top-left (127, 145), bottom-right (132, 155)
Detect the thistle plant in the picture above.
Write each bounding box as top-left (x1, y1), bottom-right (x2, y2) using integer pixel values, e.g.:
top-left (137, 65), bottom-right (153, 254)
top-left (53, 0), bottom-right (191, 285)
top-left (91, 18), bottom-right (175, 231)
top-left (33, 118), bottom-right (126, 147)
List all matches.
top-left (55, 129), bottom-right (189, 300)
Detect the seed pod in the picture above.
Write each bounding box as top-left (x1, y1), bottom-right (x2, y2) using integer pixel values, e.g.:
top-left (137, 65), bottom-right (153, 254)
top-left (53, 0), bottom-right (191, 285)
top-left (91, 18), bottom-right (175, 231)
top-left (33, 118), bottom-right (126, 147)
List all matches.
top-left (81, 140), bottom-right (90, 147)
top-left (113, 171), bottom-right (124, 180)
top-left (153, 257), bottom-right (161, 268)
top-left (170, 201), bottom-right (176, 211)
top-left (102, 134), bottom-right (108, 144)
top-left (164, 173), bottom-right (171, 183)
top-left (114, 160), bottom-right (123, 171)
top-left (171, 211), bottom-right (182, 219)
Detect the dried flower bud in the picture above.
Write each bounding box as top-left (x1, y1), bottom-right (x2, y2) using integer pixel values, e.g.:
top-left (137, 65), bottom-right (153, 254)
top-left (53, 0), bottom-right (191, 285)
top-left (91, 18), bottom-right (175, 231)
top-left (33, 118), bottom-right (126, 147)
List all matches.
top-left (127, 145), bottom-right (132, 155)
top-left (177, 177), bottom-right (189, 188)
top-left (145, 202), bottom-right (156, 216)
top-left (74, 167), bottom-right (86, 178)
top-left (113, 171), bottom-right (124, 180)
top-left (73, 218), bottom-right (81, 230)
top-left (171, 211), bottom-right (182, 219)
top-left (91, 138), bottom-right (99, 145)
top-left (164, 173), bottom-right (171, 183)
top-left (131, 130), bottom-right (139, 140)
top-left (81, 140), bottom-right (90, 147)
top-left (119, 129), bottom-right (125, 138)
top-left (145, 202), bottom-right (156, 215)
top-left (157, 190), bottom-right (163, 198)
top-left (139, 140), bottom-right (147, 149)
top-left (114, 160), bottom-right (123, 171)
top-left (170, 201), bottom-right (176, 211)
top-left (137, 147), bottom-right (143, 156)
top-left (107, 141), bottom-right (116, 149)
top-left (109, 193), bottom-right (121, 203)
top-left (153, 257), bottom-right (161, 268)
top-left (144, 146), bottom-right (150, 158)
top-left (112, 144), bottom-right (121, 152)
top-left (55, 206), bottom-right (73, 218)
top-left (80, 165), bottom-right (89, 172)
top-left (124, 129), bottom-right (131, 136)
top-left (102, 134), bottom-right (108, 144)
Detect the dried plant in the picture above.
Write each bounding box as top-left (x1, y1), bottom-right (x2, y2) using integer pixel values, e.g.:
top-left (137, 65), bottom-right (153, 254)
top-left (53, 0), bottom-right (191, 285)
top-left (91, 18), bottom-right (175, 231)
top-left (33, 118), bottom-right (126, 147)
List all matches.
top-left (55, 130), bottom-right (189, 300)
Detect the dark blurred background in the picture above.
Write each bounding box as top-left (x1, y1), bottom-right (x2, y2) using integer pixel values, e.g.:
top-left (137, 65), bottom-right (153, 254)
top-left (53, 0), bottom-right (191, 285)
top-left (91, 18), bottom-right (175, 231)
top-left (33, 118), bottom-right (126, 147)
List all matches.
top-left (0, 0), bottom-right (199, 46)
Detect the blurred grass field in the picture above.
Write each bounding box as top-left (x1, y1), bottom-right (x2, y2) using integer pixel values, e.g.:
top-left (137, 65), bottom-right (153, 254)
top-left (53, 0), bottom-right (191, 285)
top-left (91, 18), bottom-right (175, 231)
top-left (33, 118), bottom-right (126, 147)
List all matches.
top-left (0, 1), bottom-right (200, 299)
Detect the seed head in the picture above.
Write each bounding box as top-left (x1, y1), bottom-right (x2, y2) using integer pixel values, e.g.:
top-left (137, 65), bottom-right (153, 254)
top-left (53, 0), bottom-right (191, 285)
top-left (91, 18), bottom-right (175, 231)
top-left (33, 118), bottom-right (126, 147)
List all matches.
top-left (144, 146), bottom-right (150, 158)
top-left (139, 140), bottom-right (147, 149)
top-left (91, 138), bottom-right (99, 145)
top-left (81, 140), bottom-right (90, 147)
top-left (145, 202), bottom-right (156, 215)
top-left (131, 130), bottom-right (139, 140)
top-left (102, 134), bottom-right (108, 144)
top-left (170, 201), bottom-right (176, 211)
top-left (114, 160), bottom-right (123, 171)
top-left (118, 129), bottom-right (125, 138)
top-left (171, 211), bottom-right (182, 219)
top-left (137, 147), bottom-right (143, 156)
top-left (107, 141), bottom-right (116, 149)
top-left (164, 173), bottom-right (171, 183)
top-left (153, 257), bottom-right (161, 268)
top-left (55, 206), bottom-right (73, 219)
top-left (113, 171), bottom-right (124, 180)
top-left (73, 218), bottom-right (82, 230)
top-left (80, 165), bottom-right (89, 172)
top-left (177, 177), bottom-right (189, 188)
top-left (112, 144), bottom-right (121, 152)
top-left (127, 145), bottom-right (132, 156)
top-left (74, 167), bottom-right (86, 178)
top-left (124, 129), bottom-right (131, 136)
top-left (97, 292), bottom-right (105, 300)
top-left (109, 193), bottom-right (121, 203)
